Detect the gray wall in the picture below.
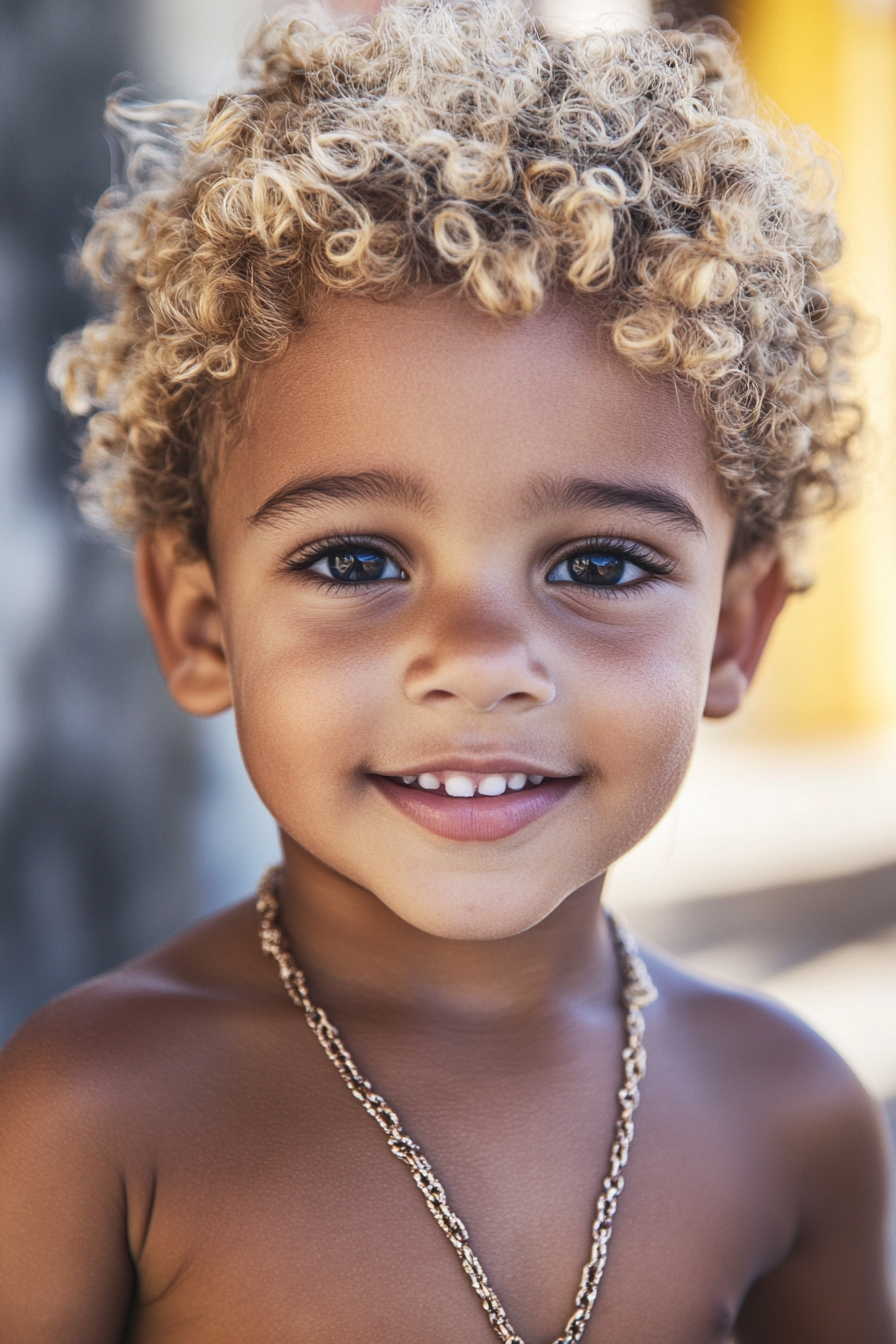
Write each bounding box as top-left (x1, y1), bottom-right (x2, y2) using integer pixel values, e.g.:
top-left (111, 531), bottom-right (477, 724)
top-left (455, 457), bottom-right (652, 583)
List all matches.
top-left (0, 0), bottom-right (276, 1040)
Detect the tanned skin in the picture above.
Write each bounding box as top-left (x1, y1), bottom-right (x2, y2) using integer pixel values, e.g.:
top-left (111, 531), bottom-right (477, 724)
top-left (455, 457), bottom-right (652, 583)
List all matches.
top-left (0, 296), bottom-right (892, 1344)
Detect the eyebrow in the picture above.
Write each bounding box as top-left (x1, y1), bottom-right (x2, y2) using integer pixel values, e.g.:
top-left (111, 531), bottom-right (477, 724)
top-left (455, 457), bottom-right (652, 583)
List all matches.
top-left (249, 470), bottom-right (431, 527)
top-left (526, 475), bottom-right (705, 536)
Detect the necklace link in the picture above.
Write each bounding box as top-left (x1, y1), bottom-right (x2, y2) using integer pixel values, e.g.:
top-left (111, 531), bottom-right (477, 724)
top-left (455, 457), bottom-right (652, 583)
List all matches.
top-left (257, 866), bottom-right (656, 1344)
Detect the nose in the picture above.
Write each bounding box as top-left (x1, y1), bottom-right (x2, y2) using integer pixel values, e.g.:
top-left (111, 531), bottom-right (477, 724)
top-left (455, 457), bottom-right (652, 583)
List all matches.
top-left (404, 638), bottom-right (556, 713)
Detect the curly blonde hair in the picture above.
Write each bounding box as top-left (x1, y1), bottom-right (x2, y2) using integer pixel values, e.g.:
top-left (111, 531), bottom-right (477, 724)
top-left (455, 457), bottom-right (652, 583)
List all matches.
top-left (50, 0), bottom-right (858, 557)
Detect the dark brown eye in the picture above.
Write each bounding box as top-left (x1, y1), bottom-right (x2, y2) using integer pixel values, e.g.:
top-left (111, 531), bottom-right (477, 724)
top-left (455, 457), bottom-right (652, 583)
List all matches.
top-left (308, 548), bottom-right (405, 583)
top-left (569, 553), bottom-right (626, 585)
top-left (330, 550), bottom-right (386, 581)
top-left (548, 551), bottom-right (639, 586)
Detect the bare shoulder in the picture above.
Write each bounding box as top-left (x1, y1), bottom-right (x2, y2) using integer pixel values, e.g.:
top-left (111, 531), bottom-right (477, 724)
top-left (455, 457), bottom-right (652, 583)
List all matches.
top-left (644, 942), bottom-right (881, 1118)
top-left (0, 900), bottom-right (286, 1343)
top-left (637, 933), bottom-right (895, 1342)
top-left (641, 943), bottom-right (890, 1210)
top-left (0, 896), bottom-right (272, 1138)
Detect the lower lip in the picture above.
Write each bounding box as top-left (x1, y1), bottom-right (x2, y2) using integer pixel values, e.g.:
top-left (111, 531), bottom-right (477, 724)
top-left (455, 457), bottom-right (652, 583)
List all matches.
top-left (371, 776), bottom-right (577, 841)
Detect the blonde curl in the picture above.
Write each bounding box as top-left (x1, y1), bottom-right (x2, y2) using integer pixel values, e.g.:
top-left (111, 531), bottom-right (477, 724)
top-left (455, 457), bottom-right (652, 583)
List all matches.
top-left (49, 0), bottom-right (860, 556)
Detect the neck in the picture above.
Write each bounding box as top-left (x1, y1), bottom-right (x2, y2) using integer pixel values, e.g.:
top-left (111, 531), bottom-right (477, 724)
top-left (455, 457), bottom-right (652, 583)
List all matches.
top-left (274, 835), bottom-right (615, 1022)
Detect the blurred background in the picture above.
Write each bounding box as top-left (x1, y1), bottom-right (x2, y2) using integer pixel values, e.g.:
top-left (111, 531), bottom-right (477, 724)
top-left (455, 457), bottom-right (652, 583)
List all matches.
top-left (1, 0), bottom-right (894, 1269)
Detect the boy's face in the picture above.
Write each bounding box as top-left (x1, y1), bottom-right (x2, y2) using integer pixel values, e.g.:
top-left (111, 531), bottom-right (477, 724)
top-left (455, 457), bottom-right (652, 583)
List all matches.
top-left (195, 296), bottom-right (743, 939)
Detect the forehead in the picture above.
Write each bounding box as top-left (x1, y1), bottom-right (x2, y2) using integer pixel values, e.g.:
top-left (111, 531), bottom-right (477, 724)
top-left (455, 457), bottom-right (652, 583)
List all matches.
top-left (221, 293), bottom-right (728, 532)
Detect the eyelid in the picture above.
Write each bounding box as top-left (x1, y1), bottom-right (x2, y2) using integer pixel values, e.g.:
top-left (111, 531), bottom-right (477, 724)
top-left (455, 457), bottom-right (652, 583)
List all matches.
top-left (546, 535), bottom-right (675, 576)
top-left (283, 532), bottom-right (409, 572)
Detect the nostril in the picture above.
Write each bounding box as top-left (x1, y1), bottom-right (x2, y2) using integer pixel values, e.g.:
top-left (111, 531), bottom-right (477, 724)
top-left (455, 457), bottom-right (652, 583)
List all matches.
top-left (405, 651), bottom-right (556, 712)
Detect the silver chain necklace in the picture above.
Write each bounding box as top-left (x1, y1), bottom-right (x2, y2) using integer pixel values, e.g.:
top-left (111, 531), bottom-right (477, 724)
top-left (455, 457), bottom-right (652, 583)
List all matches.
top-left (257, 865), bottom-right (657, 1344)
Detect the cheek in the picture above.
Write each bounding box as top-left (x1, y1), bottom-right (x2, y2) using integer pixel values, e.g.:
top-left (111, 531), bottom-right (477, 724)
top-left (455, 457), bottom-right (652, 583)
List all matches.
top-left (228, 613), bottom-right (395, 817)
top-left (567, 611), bottom-right (712, 840)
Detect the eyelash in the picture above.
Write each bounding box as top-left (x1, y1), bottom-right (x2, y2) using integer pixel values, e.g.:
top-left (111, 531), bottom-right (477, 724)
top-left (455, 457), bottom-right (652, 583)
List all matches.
top-left (284, 534), bottom-right (408, 593)
top-left (284, 534), bottom-right (674, 593)
top-left (548, 536), bottom-right (675, 591)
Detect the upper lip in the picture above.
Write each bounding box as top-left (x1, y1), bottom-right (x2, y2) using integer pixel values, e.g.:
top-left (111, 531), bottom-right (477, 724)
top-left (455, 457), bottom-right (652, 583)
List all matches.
top-left (371, 759), bottom-right (577, 778)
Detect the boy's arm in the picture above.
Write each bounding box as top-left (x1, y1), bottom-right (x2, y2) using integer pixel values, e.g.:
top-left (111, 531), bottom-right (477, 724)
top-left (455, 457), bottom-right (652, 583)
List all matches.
top-left (0, 1003), bottom-right (137, 1343)
top-left (734, 1065), bottom-right (896, 1344)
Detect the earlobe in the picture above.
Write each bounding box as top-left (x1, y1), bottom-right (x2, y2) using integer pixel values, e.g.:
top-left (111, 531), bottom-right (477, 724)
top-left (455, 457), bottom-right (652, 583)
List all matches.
top-left (135, 530), bottom-right (233, 717)
top-left (704, 660), bottom-right (750, 719)
top-left (704, 547), bottom-right (790, 719)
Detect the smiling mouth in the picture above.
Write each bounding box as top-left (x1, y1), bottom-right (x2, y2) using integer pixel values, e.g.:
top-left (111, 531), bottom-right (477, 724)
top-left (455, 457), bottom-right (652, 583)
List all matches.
top-left (384, 769), bottom-right (551, 797)
top-left (369, 768), bottom-right (578, 841)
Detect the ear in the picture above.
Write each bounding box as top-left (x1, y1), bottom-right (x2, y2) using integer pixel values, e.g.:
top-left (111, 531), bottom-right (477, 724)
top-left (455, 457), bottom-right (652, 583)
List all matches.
top-left (704, 545), bottom-right (790, 719)
top-left (135, 529), bottom-right (233, 716)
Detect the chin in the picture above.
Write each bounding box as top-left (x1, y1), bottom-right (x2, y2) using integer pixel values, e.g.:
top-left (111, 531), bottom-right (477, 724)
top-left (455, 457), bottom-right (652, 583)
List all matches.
top-left (370, 873), bottom-right (579, 942)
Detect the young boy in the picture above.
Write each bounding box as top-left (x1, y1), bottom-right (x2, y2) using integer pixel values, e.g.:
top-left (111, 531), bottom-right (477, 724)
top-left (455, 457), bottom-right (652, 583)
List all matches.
top-left (0, 4), bottom-right (893, 1341)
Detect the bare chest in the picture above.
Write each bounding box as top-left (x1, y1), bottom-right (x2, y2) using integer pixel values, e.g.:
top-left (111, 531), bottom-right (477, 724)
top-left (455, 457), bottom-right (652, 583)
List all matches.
top-left (122, 1015), bottom-right (790, 1344)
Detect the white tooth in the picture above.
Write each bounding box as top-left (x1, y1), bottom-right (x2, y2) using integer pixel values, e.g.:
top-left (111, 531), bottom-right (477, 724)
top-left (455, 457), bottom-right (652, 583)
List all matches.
top-left (401, 776), bottom-right (417, 784)
top-left (418, 773), bottom-right (441, 790)
top-left (445, 774), bottom-right (476, 798)
top-left (477, 775), bottom-right (507, 796)
top-left (508, 773), bottom-right (527, 791)
top-left (528, 774), bottom-right (544, 785)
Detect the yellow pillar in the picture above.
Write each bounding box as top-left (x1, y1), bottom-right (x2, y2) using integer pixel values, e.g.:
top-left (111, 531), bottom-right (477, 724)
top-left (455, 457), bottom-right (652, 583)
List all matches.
top-left (736, 0), bottom-right (896, 736)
